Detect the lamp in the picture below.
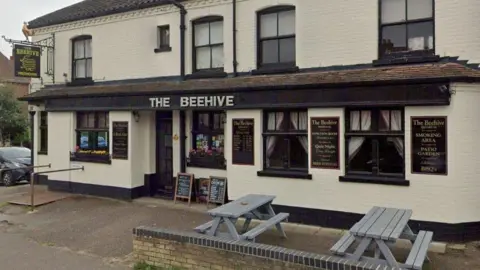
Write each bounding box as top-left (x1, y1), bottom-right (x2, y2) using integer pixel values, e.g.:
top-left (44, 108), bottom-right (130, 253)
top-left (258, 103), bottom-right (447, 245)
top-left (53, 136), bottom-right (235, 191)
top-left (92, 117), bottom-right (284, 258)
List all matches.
top-left (132, 111), bottom-right (141, 122)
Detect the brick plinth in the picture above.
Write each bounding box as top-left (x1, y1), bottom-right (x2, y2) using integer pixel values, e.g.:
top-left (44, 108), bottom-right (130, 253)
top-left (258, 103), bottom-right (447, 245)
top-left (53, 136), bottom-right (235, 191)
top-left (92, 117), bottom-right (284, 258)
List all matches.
top-left (133, 226), bottom-right (398, 270)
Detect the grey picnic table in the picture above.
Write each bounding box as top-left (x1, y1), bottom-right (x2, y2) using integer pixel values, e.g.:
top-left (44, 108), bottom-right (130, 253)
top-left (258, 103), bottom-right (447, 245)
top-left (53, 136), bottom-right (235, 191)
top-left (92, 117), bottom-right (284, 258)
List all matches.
top-left (194, 194), bottom-right (289, 242)
top-left (330, 206), bottom-right (433, 270)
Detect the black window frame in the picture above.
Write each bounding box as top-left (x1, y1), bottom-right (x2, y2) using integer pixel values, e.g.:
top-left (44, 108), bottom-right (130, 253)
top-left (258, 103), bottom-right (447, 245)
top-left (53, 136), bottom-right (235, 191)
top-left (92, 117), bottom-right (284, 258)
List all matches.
top-left (378, 0), bottom-right (435, 58)
top-left (344, 108), bottom-right (406, 181)
top-left (38, 111), bottom-right (48, 154)
top-left (155, 25), bottom-right (171, 53)
top-left (75, 112), bottom-right (109, 152)
top-left (256, 5), bottom-right (296, 70)
top-left (189, 110), bottom-right (226, 169)
top-left (191, 16), bottom-right (224, 73)
top-left (260, 110), bottom-right (309, 176)
top-left (71, 35), bottom-right (93, 82)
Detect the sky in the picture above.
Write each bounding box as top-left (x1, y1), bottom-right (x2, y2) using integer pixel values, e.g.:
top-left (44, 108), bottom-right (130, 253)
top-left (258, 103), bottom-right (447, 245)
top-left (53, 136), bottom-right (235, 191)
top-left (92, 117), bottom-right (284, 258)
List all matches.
top-left (0, 0), bottom-right (82, 57)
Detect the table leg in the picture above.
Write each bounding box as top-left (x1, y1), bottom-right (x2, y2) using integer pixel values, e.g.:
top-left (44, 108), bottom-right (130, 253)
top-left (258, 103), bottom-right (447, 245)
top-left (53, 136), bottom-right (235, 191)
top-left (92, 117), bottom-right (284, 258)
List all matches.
top-left (224, 218), bottom-right (241, 240)
top-left (375, 239), bottom-right (400, 268)
top-left (206, 217), bottom-right (222, 237)
top-left (266, 204), bottom-right (287, 238)
top-left (241, 218), bottom-right (252, 233)
top-left (351, 238), bottom-right (372, 261)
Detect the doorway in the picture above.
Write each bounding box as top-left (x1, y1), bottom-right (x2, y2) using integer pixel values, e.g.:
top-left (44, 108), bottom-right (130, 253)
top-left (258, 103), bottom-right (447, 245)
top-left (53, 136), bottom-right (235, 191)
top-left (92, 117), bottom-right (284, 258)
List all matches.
top-left (155, 111), bottom-right (174, 198)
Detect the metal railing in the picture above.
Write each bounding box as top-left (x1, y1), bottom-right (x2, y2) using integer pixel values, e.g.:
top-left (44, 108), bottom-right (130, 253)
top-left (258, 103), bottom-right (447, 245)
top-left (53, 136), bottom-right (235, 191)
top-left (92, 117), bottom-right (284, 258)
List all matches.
top-left (0, 164), bottom-right (85, 211)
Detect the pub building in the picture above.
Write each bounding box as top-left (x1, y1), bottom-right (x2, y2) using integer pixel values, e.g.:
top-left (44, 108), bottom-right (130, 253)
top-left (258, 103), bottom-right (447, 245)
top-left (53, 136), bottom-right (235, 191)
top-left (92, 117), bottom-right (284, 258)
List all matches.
top-left (16, 0), bottom-right (480, 242)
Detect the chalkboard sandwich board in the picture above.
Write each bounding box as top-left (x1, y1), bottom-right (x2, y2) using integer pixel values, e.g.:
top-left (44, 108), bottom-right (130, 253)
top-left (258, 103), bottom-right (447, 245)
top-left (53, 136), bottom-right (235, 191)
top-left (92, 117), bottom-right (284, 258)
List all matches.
top-left (174, 173), bottom-right (194, 205)
top-left (232, 118), bottom-right (254, 165)
top-left (112, 121), bottom-right (129, 159)
top-left (310, 117), bottom-right (340, 169)
top-left (208, 176), bottom-right (227, 205)
top-left (411, 116), bottom-right (447, 175)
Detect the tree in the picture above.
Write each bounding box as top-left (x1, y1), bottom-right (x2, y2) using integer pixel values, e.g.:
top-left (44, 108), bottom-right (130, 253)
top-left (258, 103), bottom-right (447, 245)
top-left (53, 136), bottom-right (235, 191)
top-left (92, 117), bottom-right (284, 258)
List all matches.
top-left (0, 85), bottom-right (29, 146)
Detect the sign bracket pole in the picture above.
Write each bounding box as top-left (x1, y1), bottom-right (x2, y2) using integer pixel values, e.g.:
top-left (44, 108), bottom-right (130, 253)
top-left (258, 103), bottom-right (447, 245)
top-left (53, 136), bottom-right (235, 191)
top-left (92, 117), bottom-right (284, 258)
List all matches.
top-left (1, 33), bottom-right (55, 83)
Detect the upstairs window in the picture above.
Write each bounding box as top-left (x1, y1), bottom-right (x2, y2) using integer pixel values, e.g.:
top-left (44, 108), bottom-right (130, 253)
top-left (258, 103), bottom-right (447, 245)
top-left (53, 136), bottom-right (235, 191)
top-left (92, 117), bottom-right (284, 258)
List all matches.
top-left (379, 0), bottom-right (434, 57)
top-left (257, 6), bottom-right (296, 68)
top-left (72, 36), bottom-right (92, 80)
top-left (192, 17), bottom-right (224, 72)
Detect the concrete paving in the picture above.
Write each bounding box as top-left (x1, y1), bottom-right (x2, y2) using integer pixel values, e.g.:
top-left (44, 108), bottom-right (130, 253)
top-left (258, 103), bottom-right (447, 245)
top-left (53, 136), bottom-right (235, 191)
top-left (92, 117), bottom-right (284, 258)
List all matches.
top-left (0, 185), bottom-right (477, 270)
top-left (0, 231), bottom-right (129, 270)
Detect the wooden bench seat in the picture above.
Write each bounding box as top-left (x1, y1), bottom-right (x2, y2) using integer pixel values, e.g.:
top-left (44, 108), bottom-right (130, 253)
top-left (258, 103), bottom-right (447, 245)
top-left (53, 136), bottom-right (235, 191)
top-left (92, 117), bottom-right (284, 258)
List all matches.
top-left (404, 230), bottom-right (433, 270)
top-left (330, 233), bottom-right (355, 256)
top-left (242, 212), bottom-right (289, 241)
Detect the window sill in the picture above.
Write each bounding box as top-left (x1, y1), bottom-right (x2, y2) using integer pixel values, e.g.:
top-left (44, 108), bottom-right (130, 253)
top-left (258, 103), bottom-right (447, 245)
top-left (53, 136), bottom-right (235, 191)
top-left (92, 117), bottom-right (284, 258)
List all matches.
top-left (373, 51), bottom-right (439, 67)
top-left (154, 47), bottom-right (172, 53)
top-left (339, 175), bottom-right (409, 186)
top-left (257, 170), bottom-right (312, 180)
top-left (37, 151), bottom-right (48, 155)
top-left (186, 70), bottom-right (228, 80)
top-left (67, 78), bottom-right (94, 87)
top-left (187, 164), bottom-right (226, 170)
top-left (251, 65), bottom-right (299, 76)
top-left (70, 156), bottom-right (112, 164)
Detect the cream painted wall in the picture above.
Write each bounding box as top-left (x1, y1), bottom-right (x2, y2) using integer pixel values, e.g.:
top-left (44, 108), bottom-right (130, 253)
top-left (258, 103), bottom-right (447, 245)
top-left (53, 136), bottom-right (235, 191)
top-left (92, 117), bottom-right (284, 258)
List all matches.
top-left (29, 0), bottom-right (480, 89)
top-left (225, 83), bottom-right (480, 224)
top-left (33, 110), bottom-right (156, 189)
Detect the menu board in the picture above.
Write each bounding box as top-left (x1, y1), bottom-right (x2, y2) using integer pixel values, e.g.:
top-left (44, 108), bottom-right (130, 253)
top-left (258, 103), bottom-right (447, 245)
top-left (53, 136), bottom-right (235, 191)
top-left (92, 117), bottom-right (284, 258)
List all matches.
top-left (208, 176), bottom-right (227, 204)
top-left (310, 117), bottom-right (340, 169)
top-left (112, 121), bottom-right (128, 159)
top-left (174, 173), bottom-right (193, 205)
top-left (232, 119), bottom-right (254, 165)
top-left (411, 117), bottom-right (447, 175)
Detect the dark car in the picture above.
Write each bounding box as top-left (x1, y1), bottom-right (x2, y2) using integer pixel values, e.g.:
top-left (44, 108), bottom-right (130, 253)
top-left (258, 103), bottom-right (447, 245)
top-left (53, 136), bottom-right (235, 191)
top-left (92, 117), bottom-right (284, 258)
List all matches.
top-left (0, 147), bottom-right (32, 186)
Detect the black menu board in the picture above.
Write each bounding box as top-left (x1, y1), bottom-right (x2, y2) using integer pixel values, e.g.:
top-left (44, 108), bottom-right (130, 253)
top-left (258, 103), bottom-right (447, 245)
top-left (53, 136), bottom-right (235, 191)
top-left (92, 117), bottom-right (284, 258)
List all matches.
top-left (208, 176), bottom-right (227, 204)
top-left (310, 117), bottom-right (340, 169)
top-left (232, 119), bottom-right (254, 165)
top-left (411, 117), bottom-right (447, 175)
top-left (174, 173), bottom-right (193, 205)
top-left (112, 121), bottom-right (128, 159)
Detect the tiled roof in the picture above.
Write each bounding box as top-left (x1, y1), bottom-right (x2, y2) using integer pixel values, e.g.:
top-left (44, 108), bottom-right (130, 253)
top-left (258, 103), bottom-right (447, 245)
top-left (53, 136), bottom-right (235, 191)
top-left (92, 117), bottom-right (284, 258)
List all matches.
top-left (28, 0), bottom-right (187, 29)
top-left (20, 62), bottom-right (480, 101)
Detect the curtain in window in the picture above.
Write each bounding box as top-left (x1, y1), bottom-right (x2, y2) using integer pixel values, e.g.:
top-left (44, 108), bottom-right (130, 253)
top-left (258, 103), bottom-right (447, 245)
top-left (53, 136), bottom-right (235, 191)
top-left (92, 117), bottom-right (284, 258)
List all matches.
top-left (348, 111), bottom-right (371, 161)
top-left (381, 110), bottom-right (404, 158)
top-left (266, 112), bottom-right (284, 166)
top-left (290, 111), bottom-right (308, 153)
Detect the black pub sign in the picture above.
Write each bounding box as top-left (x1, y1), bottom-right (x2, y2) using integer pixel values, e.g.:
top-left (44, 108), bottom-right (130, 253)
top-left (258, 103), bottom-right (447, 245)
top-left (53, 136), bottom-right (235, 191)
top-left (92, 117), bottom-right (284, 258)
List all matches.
top-left (13, 44), bottom-right (41, 78)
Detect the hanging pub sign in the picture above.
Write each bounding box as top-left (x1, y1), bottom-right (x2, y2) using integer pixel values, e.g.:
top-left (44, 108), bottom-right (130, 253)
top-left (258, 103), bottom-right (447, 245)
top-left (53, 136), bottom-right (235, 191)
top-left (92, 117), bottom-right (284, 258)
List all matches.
top-left (13, 44), bottom-right (41, 78)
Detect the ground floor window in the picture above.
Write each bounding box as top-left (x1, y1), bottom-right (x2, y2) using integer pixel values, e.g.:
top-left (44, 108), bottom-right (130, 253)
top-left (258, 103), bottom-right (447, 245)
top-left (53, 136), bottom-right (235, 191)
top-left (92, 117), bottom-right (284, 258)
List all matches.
top-left (345, 108), bottom-right (404, 177)
top-left (71, 112), bottom-right (111, 164)
top-left (188, 111), bottom-right (226, 169)
top-left (39, 112), bottom-right (48, 154)
top-left (262, 110), bottom-right (308, 171)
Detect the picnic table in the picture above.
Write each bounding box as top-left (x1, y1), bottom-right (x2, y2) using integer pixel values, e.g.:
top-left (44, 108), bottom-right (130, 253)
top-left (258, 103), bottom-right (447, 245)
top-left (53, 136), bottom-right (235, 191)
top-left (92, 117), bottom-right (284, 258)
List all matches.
top-left (194, 194), bottom-right (289, 242)
top-left (330, 206), bottom-right (433, 270)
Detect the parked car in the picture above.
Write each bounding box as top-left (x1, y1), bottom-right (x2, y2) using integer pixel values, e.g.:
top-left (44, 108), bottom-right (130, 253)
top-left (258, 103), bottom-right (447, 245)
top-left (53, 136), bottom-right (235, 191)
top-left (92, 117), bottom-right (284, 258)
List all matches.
top-left (0, 147), bottom-right (31, 186)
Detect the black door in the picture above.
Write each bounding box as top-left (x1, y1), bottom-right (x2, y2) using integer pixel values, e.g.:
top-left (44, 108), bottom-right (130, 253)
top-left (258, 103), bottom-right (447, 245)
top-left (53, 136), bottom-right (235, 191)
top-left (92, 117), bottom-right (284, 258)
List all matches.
top-left (155, 112), bottom-right (174, 198)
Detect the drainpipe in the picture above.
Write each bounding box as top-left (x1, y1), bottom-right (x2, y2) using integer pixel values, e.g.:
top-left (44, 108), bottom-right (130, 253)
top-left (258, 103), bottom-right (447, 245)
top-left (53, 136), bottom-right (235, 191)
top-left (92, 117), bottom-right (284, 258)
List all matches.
top-left (179, 111), bottom-right (186, 172)
top-left (29, 110), bottom-right (36, 171)
top-left (168, 0), bottom-right (187, 80)
top-left (232, 0), bottom-right (238, 76)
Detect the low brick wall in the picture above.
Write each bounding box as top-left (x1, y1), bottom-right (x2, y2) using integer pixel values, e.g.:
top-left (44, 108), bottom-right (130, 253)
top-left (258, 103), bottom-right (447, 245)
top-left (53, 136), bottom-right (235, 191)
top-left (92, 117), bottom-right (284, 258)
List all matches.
top-left (133, 226), bottom-right (391, 270)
